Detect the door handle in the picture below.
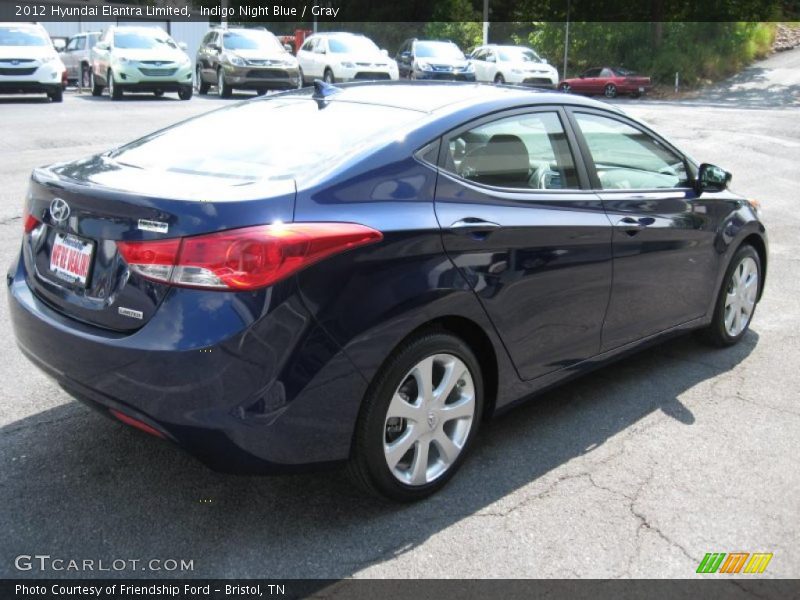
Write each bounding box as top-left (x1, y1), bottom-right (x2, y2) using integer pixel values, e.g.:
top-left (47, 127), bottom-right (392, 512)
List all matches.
top-left (449, 218), bottom-right (501, 235)
top-left (615, 216), bottom-right (654, 236)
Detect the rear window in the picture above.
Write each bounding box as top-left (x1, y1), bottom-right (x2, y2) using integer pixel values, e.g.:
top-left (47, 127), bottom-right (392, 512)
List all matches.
top-left (109, 98), bottom-right (424, 183)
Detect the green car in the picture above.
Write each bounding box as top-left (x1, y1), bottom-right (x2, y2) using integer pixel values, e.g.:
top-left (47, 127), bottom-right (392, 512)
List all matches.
top-left (90, 26), bottom-right (193, 100)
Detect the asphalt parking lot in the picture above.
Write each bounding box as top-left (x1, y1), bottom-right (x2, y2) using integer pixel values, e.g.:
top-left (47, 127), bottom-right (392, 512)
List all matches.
top-left (1, 48), bottom-right (798, 580)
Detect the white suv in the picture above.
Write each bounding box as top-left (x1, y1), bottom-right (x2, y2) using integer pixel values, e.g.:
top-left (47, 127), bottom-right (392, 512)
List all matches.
top-left (469, 44), bottom-right (558, 88)
top-left (90, 26), bottom-right (193, 100)
top-left (297, 32), bottom-right (398, 84)
top-left (0, 22), bottom-right (66, 102)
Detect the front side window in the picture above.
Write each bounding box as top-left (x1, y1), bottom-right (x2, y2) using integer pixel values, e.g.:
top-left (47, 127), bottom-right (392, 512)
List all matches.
top-left (574, 113), bottom-right (688, 190)
top-left (583, 68), bottom-right (601, 78)
top-left (444, 112), bottom-right (580, 190)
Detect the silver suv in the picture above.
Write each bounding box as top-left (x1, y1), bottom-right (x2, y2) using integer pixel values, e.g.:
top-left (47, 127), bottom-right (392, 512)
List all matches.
top-left (60, 31), bottom-right (100, 87)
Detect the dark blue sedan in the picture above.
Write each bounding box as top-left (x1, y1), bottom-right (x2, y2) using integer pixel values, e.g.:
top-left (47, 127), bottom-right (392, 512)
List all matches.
top-left (8, 82), bottom-right (767, 501)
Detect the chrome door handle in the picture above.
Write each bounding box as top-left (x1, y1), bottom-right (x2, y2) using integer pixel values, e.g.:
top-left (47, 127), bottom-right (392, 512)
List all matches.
top-left (449, 218), bottom-right (501, 233)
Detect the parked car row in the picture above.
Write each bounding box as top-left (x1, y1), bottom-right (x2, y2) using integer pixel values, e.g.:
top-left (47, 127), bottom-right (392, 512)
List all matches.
top-left (1, 22), bottom-right (652, 103)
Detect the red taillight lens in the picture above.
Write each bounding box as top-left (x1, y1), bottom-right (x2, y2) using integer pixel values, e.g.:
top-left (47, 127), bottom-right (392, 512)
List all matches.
top-left (116, 222), bottom-right (382, 291)
top-left (23, 207), bottom-right (40, 233)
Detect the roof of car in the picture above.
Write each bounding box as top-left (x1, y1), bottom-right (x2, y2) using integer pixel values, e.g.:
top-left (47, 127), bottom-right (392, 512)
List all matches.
top-left (289, 81), bottom-right (623, 115)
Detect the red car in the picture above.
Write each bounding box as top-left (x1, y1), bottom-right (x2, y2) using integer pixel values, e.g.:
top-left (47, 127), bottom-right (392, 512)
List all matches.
top-left (558, 67), bottom-right (651, 98)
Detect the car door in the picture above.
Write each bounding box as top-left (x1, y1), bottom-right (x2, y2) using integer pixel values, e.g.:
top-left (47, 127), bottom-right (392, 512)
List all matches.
top-left (396, 40), bottom-right (412, 78)
top-left (297, 37), bottom-right (315, 79)
top-left (470, 47), bottom-right (487, 81)
top-left (432, 108), bottom-right (613, 381)
top-left (576, 68), bottom-right (600, 94)
top-left (568, 109), bottom-right (719, 351)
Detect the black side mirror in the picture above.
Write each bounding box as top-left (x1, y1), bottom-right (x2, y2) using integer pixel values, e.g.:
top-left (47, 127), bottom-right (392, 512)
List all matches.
top-left (695, 163), bottom-right (731, 195)
top-left (209, 43), bottom-right (220, 52)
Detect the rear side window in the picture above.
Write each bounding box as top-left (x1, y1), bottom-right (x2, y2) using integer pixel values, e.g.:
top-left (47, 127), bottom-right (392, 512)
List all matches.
top-left (443, 112), bottom-right (580, 190)
top-left (574, 113), bottom-right (688, 190)
top-left (110, 99), bottom-right (424, 184)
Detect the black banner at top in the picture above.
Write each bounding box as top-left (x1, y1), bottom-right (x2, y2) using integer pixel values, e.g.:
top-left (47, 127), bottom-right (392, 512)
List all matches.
top-left (0, 0), bottom-right (798, 23)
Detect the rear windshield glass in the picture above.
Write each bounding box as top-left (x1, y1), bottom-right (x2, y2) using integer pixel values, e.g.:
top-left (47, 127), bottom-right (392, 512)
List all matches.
top-left (109, 98), bottom-right (423, 183)
top-left (0, 26), bottom-right (50, 47)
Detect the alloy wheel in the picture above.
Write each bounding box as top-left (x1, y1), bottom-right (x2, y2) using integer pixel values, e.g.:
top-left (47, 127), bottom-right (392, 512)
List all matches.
top-left (383, 353), bottom-right (475, 486)
top-left (724, 256), bottom-right (758, 337)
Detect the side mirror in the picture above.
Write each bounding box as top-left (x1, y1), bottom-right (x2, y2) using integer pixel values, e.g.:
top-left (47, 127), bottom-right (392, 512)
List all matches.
top-left (399, 50), bottom-right (411, 60)
top-left (178, 42), bottom-right (188, 51)
top-left (209, 43), bottom-right (220, 52)
top-left (381, 48), bottom-right (388, 56)
top-left (695, 163), bottom-right (731, 195)
top-left (95, 41), bottom-right (109, 51)
top-left (283, 43), bottom-right (293, 52)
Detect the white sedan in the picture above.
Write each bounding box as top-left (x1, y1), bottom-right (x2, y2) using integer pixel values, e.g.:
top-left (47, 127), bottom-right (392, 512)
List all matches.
top-left (469, 45), bottom-right (558, 88)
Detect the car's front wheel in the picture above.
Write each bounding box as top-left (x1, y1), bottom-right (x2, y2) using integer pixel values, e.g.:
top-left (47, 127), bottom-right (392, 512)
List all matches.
top-left (494, 73), bottom-right (505, 84)
top-left (217, 69), bottom-right (232, 98)
top-left (700, 244), bottom-right (761, 347)
top-left (178, 85), bottom-right (193, 101)
top-left (80, 63), bottom-right (91, 89)
top-left (323, 68), bottom-right (335, 84)
top-left (349, 330), bottom-right (483, 502)
top-left (108, 70), bottom-right (122, 100)
top-left (90, 70), bottom-right (103, 96)
top-left (604, 83), bottom-right (617, 98)
top-left (560, 82), bottom-right (571, 93)
top-left (48, 86), bottom-right (63, 103)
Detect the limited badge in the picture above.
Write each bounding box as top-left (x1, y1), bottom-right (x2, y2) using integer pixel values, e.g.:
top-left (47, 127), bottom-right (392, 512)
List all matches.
top-left (118, 307), bottom-right (143, 320)
top-left (137, 219), bottom-right (169, 234)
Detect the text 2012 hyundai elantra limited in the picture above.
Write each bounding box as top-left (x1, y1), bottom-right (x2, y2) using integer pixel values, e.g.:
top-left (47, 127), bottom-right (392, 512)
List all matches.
top-left (8, 82), bottom-right (766, 501)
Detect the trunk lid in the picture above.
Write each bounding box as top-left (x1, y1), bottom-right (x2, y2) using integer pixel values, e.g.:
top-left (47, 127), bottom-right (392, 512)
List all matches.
top-left (23, 157), bottom-right (295, 332)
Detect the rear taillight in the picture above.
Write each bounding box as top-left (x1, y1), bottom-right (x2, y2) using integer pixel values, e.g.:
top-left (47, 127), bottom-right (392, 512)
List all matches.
top-left (110, 409), bottom-right (165, 439)
top-left (23, 207), bottom-right (40, 233)
top-left (116, 222), bottom-right (382, 291)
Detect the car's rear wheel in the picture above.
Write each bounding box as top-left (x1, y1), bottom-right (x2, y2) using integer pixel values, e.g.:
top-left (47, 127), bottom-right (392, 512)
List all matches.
top-left (700, 244), bottom-right (761, 347)
top-left (217, 69), bottom-right (232, 98)
top-left (108, 70), bottom-right (122, 100)
top-left (560, 82), bottom-right (571, 93)
top-left (153, 90), bottom-right (164, 98)
top-left (323, 68), bottom-right (334, 84)
top-left (90, 70), bottom-right (103, 96)
top-left (348, 330), bottom-right (483, 501)
top-left (298, 67), bottom-right (305, 86)
top-left (195, 66), bottom-right (210, 95)
top-left (80, 63), bottom-right (91, 89)
top-left (256, 88), bottom-right (267, 96)
top-left (604, 83), bottom-right (617, 98)
top-left (494, 73), bottom-right (505, 84)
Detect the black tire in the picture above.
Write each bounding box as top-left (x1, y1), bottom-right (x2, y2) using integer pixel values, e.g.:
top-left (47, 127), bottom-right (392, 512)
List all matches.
top-left (90, 70), bottom-right (103, 96)
top-left (323, 68), bottom-right (335, 84)
top-left (195, 66), bottom-right (210, 95)
top-left (256, 88), bottom-right (267, 96)
top-left (80, 63), bottom-right (91, 89)
top-left (494, 73), bottom-right (505, 84)
top-left (178, 86), bottom-right (193, 101)
top-left (604, 83), bottom-right (617, 98)
top-left (153, 90), bottom-right (164, 98)
top-left (217, 69), bottom-right (232, 98)
top-left (298, 67), bottom-right (304, 86)
top-left (348, 330), bottom-right (484, 502)
top-left (699, 244), bottom-right (761, 347)
top-left (108, 70), bottom-right (122, 100)
top-left (48, 86), bottom-right (63, 103)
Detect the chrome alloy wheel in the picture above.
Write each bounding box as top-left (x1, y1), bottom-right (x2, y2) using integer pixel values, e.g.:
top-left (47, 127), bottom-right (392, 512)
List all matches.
top-left (383, 354), bottom-right (475, 486)
top-left (724, 256), bottom-right (758, 337)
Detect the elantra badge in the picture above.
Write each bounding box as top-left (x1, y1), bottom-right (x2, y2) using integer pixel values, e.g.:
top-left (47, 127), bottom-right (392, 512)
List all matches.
top-left (49, 198), bottom-right (70, 224)
top-left (118, 307), bottom-right (143, 320)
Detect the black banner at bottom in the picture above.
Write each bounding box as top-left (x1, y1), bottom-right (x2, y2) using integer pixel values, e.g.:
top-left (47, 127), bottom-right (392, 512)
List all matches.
top-left (3, 579), bottom-right (799, 600)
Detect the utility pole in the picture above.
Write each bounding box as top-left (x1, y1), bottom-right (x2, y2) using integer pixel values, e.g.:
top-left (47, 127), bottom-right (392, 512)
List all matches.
top-left (221, 0), bottom-right (229, 28)
top-left (483, 0), bottom-right (489, 45)
top-left (562, 0), bottom-right (570, 80)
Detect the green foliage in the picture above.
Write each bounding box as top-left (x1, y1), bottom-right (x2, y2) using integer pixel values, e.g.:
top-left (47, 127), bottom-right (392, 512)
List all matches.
top-left (424, 0), bottom-right (484, 50)
top-left (514, 22), bottom-right (776, 87)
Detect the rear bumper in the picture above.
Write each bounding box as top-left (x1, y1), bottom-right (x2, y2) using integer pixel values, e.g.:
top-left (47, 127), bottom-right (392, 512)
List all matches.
top-left (7, 257), bottom-right (368, 473)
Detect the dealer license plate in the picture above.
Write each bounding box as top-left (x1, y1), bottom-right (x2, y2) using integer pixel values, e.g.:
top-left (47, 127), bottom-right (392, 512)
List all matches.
top-left (49, 232), bottom-right (93, 287)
